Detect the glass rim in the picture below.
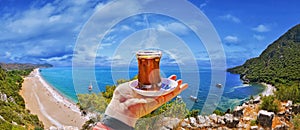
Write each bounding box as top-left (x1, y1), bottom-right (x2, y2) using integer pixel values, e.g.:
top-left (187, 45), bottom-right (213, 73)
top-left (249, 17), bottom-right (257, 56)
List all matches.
top-left (136, 50), bottom-right (162, 57)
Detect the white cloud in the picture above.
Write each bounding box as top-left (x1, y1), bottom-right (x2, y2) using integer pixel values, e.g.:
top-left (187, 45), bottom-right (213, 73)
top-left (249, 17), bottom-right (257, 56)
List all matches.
top-left (155, 22), bottom-right (189, 35)
top-left (220, 14), bottom-right (240, 23)
top-left (200, 3), bottom-right (207, 8)
top-left (98, 42), bottom-right (113, 50)
top-left (71, 0), bottom-right (223, 67)
top-left (120, 25), bottom-right (134, 31)
top-left (101, 43), bottom-right (113, 47)
top-left (253, 34), bottom-right (265, 41)
top-left (109, 55), bottom-right (122, 60)
top-left (4, 52), bottom-right (11, 58)
top-left (72, 0), bottom-right (144, 66)
top-left (167, 22), bottom-right (189, 34)
top-left (40, 54), bottom-right (73, 62)
top-left (195, 51), bottom-right (210, 61)
top-left (199, 0), bottom-right (209, 9)
top-left (0, 0), bottom-right (102, 41)
top-left (49, 15), bottom-right (61, 23)
top-left (252, 24), bottom-right (270, 32)
top-left (224, 35), bottom-right (239, 43)
top-left (0, 0), bottom-right (103, 65)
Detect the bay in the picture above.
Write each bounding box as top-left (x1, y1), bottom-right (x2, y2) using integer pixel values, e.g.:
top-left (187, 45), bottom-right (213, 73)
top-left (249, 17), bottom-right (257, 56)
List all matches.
top-left (40, 66), bottom-right (264, 112)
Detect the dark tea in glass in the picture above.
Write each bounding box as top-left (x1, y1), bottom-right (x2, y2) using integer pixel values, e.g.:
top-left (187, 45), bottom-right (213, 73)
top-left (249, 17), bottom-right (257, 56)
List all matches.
top-left (136, 50), bottom-right (162, 90)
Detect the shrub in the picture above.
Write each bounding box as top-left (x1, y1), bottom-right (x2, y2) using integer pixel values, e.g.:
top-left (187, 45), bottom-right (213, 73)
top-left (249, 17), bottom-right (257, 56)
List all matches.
top-left (213, 109), bottom-right (225, 116)
top-left (275, 83), bottom-right (300, 103)
top-left (292, 114), bottom-right (300, 129)
top-left (250, 95), bottom-right (254, 100)
top-left (250, 120), bottom-right (257, 126)
top-left (260, 95), bottom-right (280, 113)
top-left (186, 109), bottom-right (200, 118)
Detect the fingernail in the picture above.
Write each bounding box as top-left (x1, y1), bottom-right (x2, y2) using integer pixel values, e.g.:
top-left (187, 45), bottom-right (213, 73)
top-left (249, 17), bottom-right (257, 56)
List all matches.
top-left (177, 79), bottom-right (182, 84)
top-left (169, 75), bottom-right (177, 79)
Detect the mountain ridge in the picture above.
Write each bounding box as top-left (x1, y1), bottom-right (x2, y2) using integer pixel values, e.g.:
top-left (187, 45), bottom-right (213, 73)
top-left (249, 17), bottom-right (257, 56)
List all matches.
top-left (0, 63), bottom-right (53, 71)
top-left (228, 24), bottom-right (300, 85)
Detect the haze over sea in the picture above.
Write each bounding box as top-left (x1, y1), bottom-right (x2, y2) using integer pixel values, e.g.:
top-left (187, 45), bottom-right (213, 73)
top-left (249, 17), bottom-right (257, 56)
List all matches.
top-left (40, 66), bottom-right (265, 112)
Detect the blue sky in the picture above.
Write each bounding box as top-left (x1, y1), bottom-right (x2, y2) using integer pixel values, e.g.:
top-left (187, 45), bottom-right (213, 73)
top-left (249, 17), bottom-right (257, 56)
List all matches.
top-left (0, 0), bottom-right (299, 68)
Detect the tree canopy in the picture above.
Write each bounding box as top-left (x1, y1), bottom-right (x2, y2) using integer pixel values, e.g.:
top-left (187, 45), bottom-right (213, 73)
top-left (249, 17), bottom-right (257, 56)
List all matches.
top-left (0, 67), bottom-right (44, 129)
top-left (228, 24), bottom-right (300, 86)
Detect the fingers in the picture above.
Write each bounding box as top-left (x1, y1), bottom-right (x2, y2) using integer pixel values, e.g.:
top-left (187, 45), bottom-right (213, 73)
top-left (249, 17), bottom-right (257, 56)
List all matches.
top-left (155, 81), bottom-right (188, 106)
top-left (126, 81), bottom-right (188, 118)
top-left (180, 83), bottom-right (188, 90)
top-left (168, 75), bottom-right (177, 80)
top-left (165, 83), bottom-right (188, 101)
top-left (177, 79), bottom-right (183, 86)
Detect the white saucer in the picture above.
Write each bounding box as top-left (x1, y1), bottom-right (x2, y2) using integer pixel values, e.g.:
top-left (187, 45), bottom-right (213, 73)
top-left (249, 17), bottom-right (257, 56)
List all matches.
top-left (129, 78), bottom-right (178, 97)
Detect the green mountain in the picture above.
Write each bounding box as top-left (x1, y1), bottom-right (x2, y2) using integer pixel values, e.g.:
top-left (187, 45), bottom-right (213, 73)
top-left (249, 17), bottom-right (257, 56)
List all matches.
top-left (228, 24), bottom-right (300, 85)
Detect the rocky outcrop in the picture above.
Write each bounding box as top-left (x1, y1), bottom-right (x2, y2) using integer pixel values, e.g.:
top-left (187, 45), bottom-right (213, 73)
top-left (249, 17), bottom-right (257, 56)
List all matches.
top-left (178, 113), bottom-right (241, 129)
top-left (161, 117), bottom-right (181, 129)
top-left (253, 96), bottom-right (261, 104)
top-left (292, 104), bottom-right (300, 114)
top-left (257, 110), bottom-right (274, 128)
top-left (175, 98), bottom-right (293, 130)
top-left (233, 106), bottom-right (244, 117)
top-left (250, 126), bottom-right (258, 130)
top-left (0, 92), bottom-right (8, 102)
top-left (285, 100), bottom-right (293, 108)
top-left (224, 114), bottom-right (239, 128)
top-left (274, 123), bottom-right (289, 130)
top-left (0, 92), bottom-right (16, 103)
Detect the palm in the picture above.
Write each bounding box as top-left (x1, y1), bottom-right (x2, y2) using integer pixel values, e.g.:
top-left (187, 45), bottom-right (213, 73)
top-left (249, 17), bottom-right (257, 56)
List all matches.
top-left (110, 75), bottom-right (187, 118)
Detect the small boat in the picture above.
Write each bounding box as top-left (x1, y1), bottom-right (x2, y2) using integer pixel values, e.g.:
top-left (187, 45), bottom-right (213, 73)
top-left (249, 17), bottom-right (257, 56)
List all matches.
top-left (190, 95), bottom-right (198, 102)
top-left (176, 95), bottom-right (182, 99)
top-left (216, 83), bottom-right (222, 87)
top-left (88, 82), bottom-right (92, 91)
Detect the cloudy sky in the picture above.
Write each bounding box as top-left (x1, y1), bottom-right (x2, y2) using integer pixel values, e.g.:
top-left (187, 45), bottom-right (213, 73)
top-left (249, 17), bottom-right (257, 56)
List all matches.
top-left (0, 0), bottom-right (299, 68)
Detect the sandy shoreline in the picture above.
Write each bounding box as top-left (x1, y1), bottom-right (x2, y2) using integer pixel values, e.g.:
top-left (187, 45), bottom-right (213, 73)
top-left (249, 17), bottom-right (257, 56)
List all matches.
top-left (260, 82), bottom-right (276, 96)
top-left (20, 69), bottom-right (87, 129)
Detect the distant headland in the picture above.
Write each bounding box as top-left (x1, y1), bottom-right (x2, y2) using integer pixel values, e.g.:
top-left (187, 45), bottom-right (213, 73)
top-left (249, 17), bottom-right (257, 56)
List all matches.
top-left (0, 63), bottom-right (53, 70)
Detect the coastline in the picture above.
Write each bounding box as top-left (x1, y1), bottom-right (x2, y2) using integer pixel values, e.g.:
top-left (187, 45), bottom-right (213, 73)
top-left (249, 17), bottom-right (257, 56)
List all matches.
top-left (19, 68), bottom-right (87, 129)
top-left (260, 82), bottom-right (276, 96)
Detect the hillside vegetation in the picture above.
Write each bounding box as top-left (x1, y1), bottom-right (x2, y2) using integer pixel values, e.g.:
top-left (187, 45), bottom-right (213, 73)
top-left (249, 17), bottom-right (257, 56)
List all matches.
top-left (228, 24), bottom-right (300, 104)
top-left (0, 67), bottom-right (43, 129)
top-left (228, 24), bottom-right (300, 86)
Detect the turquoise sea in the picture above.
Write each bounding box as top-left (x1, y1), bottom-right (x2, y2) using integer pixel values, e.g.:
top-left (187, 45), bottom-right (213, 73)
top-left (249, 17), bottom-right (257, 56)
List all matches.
top-left (40, 66), bottom-right (265, 112)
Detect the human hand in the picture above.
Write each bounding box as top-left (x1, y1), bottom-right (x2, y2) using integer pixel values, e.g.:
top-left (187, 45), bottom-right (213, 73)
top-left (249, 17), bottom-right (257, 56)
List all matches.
top-left (104, 75), bottom-right (188, 127)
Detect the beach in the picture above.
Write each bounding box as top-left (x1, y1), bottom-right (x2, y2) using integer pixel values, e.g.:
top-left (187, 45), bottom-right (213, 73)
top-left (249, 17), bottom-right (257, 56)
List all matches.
top-left (19, 69), bottom-right (87, 129)
top-left (261, 83), bottom-right (276, 96)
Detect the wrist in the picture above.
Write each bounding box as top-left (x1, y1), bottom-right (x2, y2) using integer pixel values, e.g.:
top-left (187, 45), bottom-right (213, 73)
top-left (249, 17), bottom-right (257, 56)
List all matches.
top-left (101, 114), bottom-right (135, 130)
top-left (105, 107), bottom-right (138, 127)
top-left (93, 122), bottom-right (111, 130)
